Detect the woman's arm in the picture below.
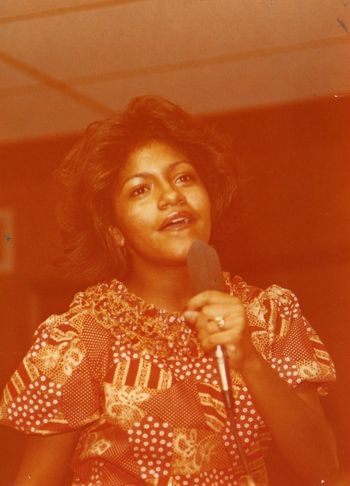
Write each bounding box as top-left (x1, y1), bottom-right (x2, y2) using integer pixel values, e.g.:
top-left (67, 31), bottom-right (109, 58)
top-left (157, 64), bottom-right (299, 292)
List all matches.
top-left (184, 290), bottom-right (339, 484)
top-left (240, 352), bottom-right (338, 482)
top-left (15, 430), bottom-right (81, 486)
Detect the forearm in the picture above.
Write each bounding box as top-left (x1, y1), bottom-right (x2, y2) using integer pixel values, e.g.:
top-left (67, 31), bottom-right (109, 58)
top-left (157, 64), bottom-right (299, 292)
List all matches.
top-left (240, 352), bottom-right (338, 482)
top-left (14, 431), bottom-right (80, 486)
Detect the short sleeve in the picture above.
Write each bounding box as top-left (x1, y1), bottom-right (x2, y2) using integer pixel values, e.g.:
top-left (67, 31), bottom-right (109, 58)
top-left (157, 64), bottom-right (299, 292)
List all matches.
top-left (0, 311), bottom-right (107, 435)
top-left (246, 284), bottom-right (336, 396)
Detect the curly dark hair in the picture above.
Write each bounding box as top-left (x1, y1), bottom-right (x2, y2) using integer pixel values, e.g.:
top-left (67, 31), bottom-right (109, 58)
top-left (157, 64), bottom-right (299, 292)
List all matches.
top-left (55, 95), bottom-right (239, 284)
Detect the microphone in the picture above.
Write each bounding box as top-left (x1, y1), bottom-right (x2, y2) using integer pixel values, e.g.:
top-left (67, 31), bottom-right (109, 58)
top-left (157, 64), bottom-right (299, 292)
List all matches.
top-left (186, 239), bottom-right (233, 410)
top-left (187, 240), bottom-right (256, 486)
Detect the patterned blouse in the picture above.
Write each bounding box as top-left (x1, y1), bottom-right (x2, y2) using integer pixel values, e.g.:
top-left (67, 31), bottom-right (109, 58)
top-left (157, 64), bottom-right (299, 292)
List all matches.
top-left (0, 273), bottom-right (335, 486)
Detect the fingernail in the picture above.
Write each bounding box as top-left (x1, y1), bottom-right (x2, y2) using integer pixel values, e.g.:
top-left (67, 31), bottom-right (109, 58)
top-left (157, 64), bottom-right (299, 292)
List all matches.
top-left (183, 310), bottom-right (198, 323)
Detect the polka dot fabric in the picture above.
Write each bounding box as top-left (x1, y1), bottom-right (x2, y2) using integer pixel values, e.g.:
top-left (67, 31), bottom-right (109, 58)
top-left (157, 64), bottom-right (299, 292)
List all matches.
top-left (0, 273), bottom-right (335, 485)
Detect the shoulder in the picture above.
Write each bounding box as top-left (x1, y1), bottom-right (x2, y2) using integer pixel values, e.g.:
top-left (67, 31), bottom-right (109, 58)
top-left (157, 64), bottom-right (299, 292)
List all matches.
top-left (31, 280), bottom-right (122, 355)
top-left (224, 273), bottom-right (304, 335)
top-left (224, 272), bottom-right (297, 309)
top-left (224, 273), bottom-right (336, 390)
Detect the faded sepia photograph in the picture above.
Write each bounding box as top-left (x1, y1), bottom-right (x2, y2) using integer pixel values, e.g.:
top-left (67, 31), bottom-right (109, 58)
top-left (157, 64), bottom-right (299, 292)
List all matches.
top-left (0, 2), bottom-right (349, 485)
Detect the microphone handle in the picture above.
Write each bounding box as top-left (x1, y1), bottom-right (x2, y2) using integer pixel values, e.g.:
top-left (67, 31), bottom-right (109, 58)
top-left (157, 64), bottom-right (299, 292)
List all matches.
top-left (214, 345), bottom-right (233, 409)
top-left (187, 240), bottom-right (256, 484)
top-left (215, 345), bottom-right (256, 486)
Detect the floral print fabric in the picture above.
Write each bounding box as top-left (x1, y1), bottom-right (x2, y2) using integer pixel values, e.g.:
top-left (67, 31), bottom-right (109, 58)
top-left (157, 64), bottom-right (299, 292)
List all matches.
top-left (0, 274), bottom-right (335, 485)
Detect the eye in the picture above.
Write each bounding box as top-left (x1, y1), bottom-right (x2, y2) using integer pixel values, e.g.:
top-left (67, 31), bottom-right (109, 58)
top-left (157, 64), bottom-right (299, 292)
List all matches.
top-left (175, 173), bottom-right (195, 184)
top-left (130, 185), bottom-right (149, 198)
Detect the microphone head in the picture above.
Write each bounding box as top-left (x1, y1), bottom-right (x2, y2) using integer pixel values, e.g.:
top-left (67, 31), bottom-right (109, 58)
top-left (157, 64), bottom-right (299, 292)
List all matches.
top-left (187, 240), bottom-right (225, 294)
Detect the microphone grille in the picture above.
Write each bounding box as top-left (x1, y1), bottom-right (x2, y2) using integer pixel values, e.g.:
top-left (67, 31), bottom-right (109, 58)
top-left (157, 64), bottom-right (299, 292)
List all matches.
top-left (187, 240), bottom-right (225, 294)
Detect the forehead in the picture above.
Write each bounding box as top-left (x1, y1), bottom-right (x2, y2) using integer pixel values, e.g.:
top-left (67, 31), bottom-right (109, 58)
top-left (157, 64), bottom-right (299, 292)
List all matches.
top-left (120, 141), bottom-right (190, 179)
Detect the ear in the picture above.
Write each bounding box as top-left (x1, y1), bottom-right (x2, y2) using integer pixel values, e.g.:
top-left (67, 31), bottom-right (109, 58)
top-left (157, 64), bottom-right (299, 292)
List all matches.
top-left (108, 226), bottom-right (125, 247)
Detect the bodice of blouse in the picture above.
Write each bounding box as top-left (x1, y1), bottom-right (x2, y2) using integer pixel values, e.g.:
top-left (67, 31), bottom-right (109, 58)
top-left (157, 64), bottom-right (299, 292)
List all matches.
top-left (0, 273), bottom-right (335, 486)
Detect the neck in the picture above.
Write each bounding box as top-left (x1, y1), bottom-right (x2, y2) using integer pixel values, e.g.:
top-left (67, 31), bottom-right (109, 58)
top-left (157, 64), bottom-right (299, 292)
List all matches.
top-left (124, 260), bottom-right (194, 312)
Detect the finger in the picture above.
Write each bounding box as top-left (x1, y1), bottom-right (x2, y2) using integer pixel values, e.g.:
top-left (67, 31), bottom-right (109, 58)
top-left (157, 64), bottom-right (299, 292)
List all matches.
top-left (193, 305), bottom-right (230, 330)
top-left (196, 319), bottom-right (223, 339)
top-left (184, 312), bottom-right (220, 340)
top-left (199, 329), bottom-right (243, 351)
top-left (194, 312), bottom-right (241, 335)
top-left (186, 291), bottom-right (240, 310)
top-left (199, 303), bottom-right (244, 323)
top-left (183, 310), bottom-right (199, 325)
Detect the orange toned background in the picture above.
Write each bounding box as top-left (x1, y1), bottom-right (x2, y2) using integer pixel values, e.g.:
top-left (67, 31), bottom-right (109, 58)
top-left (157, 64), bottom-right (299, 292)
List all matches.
top-left (0, 96), bottom-right (349, 484)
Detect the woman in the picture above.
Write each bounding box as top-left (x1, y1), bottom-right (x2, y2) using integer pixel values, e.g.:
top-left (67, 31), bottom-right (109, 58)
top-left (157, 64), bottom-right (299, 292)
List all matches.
top-left (0, 96), bottom-right (338, 485)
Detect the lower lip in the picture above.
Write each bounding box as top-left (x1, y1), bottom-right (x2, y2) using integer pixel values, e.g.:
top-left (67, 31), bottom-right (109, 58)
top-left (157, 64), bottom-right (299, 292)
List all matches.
top-left (160, 221), bottom-right (194, 231)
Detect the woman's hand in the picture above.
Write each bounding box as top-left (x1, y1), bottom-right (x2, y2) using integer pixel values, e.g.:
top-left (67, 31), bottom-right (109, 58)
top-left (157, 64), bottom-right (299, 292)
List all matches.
top-left (183, 290), bottom-right (258, 370)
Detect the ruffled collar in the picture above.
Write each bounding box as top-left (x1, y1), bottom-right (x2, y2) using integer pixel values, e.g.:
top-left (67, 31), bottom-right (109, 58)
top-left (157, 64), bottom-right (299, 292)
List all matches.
top-left (70, 272), bottom-right (249, 357)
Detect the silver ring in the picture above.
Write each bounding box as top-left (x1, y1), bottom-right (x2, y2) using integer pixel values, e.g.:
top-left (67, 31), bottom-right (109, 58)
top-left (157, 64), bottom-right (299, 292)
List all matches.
top-left (213, 316), bottom-right (225, 329)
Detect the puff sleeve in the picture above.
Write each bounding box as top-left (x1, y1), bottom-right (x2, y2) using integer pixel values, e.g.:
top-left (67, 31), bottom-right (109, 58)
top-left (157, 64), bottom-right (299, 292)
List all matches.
top-left (0, 310), bottom-right (110, 435)
top-left (246, 284), bottom-right (336, 395)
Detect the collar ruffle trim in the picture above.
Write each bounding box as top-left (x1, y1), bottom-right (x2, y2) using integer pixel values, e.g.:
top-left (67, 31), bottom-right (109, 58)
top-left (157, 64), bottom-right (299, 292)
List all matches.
top-left (69, 272), bottom-right (250, 357)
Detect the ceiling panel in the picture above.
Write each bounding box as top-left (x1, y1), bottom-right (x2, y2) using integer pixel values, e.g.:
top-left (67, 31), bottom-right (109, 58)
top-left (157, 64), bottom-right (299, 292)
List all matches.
top-left (0, 0), bottom-right (349, 142)
top-left (0, 89), bottom-right (99, 141)
top-left (0, 61), bottom-right (37, 90)
top-left (2, 41), bottom-right (349, 144)
top-left (0, 0), bottom-right (348, 80)
top-left (76, 43), bottom-right (350, 113)
top-left (0, 0), bottom-right (139, 18)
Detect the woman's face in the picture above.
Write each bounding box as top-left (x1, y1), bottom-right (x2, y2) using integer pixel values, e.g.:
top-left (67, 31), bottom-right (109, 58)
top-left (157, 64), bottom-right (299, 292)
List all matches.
top-left (112, 140), bottom-right (212, 268)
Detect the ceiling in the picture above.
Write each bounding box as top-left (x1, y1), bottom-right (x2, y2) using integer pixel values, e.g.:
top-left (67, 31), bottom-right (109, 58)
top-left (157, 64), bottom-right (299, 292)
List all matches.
top-left (0, 0), bottom-right (350, 143)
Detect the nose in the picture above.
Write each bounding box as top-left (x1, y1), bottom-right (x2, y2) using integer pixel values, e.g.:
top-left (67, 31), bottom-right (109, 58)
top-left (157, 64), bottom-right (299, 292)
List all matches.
top-left (157, 181), bottom-right (185, 208)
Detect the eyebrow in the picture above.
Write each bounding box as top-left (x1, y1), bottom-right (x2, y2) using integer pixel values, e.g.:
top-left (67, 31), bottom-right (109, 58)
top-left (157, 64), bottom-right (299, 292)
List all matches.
top-left (122, 160), bottom-right (191, 186)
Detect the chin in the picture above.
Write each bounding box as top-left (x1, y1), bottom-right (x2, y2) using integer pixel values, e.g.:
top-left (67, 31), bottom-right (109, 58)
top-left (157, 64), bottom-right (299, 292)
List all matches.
top-left (160, 235), bottom-right (208, 263)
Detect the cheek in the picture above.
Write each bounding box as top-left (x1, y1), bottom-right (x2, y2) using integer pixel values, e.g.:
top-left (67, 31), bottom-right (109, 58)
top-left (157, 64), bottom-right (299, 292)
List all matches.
top-left (116, 203), bottom-right (154, 240)
top-left (191, 187), bottom-right (211, 217)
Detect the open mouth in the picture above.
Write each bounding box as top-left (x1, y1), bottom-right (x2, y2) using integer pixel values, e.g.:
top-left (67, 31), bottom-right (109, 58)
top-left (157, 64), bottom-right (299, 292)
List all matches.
top-left (159, 212), bottom-right (195, 231)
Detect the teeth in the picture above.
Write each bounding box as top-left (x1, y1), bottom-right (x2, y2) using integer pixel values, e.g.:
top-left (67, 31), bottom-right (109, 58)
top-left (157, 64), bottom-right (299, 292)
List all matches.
top-left (166, 216), bottom-right (190, 227)
top-left (172, 217), bottom-right (189, 224)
